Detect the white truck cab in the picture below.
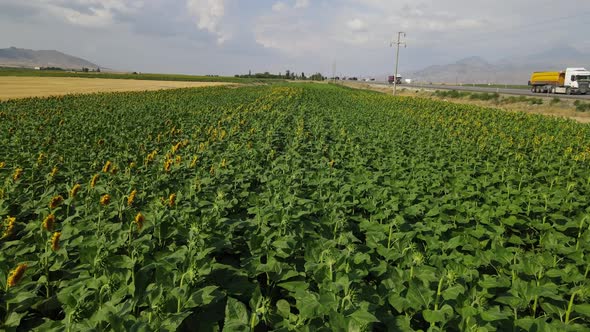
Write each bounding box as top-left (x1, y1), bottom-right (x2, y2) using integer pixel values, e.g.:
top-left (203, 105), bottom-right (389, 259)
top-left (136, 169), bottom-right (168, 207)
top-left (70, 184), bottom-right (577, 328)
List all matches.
top-left (565, 67), bottom-right (590, 94)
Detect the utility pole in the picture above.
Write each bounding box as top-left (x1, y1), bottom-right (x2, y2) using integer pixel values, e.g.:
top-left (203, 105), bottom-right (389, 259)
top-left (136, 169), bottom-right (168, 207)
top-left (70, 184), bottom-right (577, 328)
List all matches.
top-left (391, 32), bottom-right (406, 96)
top-left (332, 60), bottom-right (336, 84)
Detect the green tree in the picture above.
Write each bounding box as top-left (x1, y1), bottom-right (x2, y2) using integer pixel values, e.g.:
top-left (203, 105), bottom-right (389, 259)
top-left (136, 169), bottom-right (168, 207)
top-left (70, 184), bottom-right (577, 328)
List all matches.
top-left (310, 73), bottom-right (324, 81)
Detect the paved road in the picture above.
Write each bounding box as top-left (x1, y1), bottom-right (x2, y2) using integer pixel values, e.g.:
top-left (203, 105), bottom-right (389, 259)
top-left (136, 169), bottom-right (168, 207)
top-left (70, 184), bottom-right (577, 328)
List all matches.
top-left (372, 82), bottom-right (590, 100)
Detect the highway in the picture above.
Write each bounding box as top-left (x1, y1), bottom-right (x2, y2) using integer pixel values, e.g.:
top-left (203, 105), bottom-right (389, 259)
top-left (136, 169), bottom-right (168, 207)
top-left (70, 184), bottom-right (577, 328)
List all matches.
top-left (371, 82), bottom-right (590, 101)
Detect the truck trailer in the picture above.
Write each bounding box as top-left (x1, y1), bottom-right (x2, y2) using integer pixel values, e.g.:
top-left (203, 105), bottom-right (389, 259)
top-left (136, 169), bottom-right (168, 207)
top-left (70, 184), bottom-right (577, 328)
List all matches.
top-left (529, 68), bottom-right (590, 95)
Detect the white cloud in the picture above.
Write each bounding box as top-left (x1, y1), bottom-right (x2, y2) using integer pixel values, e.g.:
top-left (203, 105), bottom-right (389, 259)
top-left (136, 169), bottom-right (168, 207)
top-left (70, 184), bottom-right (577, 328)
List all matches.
top-left (254, 13), bottom-right (326, 54)
top-left (186, 0), bottom-right (229, 43)
top-left (48, 6), bottom-right (114, 27)
top-left (272, 0), bottom-right (309, 12)
top-left (272, 1), bottom-right (288, 12)
top-left (294, 0), bottom-right (309, 9)
top-left (255, 5), bottom-right (372, 54)
top-left (347, 18), bottom-right (366, 32)
top-left (25, 0), bottom-right (144, 27)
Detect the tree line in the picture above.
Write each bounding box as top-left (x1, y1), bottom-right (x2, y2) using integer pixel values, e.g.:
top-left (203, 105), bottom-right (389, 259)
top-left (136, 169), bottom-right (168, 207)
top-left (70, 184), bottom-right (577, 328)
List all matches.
top-left (235, 70), bottom-right (325, 81)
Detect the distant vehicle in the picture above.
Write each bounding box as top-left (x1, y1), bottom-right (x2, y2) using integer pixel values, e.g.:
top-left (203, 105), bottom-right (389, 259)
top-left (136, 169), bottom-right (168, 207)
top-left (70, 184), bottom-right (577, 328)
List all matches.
top-left (404, 79), bottom-right (412, 84)
top-left (388, 75), bottom-right (402, 84)
top-left (529, 68), bottom-right (590, 95)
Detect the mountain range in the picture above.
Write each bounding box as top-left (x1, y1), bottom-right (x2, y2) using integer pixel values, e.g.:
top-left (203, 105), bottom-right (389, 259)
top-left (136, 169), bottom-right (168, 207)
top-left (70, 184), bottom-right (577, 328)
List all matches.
top-left (407, 46), bottom-right (589, 84)
top-left (0, 47), bottom-right (99, 70)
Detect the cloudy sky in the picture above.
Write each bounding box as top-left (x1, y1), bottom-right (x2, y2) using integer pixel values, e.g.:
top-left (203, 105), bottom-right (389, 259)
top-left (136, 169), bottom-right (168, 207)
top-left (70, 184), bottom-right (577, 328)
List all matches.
top-left (1, 0), bottom-right (589, 76)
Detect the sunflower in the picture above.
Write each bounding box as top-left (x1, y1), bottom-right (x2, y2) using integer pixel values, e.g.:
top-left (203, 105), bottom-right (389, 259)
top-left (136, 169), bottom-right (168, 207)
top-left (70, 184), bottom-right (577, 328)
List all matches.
top-left (69, 183), bottom-right (81, 198)
top-left (51, 232), bottom-right (61, 251)
top-left (169, 193), bottom-right (177, 207)
top-left (2, 216), bottom-right (16, 239)
top-left (134, 212), bottom-right (145, 231)
top-left (172, 142), bottom-right (182, 154)
top-left (49, 195), bottom-right (64, 209)
top-left (190, 156), bottom-right (198, 168)
top-left (90, 174), bottom-right (99, 188)
top-left (127, 189), bottom-right (137, 206)
top-left (100, 194), bottom-right (111, 206)
top-left (37, 153), bottom-right (45, 165)
top-left (164, 159), bottom-right (172, 173)
top-left (102, 161), bottom-right (112, 173)
top-left (147, 150), bottom-right (158, 163)
top-left (42, 214), bottom-right (55, 231)
top-left (13, 168), bottom-right (23, 181)
top-left (50, 166), bottom-right (58, 177)
top-left (7, 263), bottom-right (27, 288)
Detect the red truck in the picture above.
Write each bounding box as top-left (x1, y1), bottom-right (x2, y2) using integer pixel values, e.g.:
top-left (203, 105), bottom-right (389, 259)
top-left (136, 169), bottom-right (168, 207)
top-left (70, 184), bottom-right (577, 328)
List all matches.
top-left (388, 75), bottom-right (402, 84)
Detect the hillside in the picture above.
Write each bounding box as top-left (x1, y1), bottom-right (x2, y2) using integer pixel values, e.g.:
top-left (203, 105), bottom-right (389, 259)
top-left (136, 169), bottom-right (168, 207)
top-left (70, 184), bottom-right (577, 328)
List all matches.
top-left (0, 47), bottom-right (99, 70)
top-left (408, 46), bottom-right (589, 84)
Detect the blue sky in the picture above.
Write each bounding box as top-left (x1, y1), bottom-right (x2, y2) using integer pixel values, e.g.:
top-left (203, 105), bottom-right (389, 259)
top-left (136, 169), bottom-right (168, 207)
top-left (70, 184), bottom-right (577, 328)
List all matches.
top-left (1, 0), bottom-right (589, 77)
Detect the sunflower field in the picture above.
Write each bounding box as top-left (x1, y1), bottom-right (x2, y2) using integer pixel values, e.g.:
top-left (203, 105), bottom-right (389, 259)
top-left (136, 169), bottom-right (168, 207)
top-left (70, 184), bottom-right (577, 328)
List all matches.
top-left (1, 84), bottom-right (590, 331)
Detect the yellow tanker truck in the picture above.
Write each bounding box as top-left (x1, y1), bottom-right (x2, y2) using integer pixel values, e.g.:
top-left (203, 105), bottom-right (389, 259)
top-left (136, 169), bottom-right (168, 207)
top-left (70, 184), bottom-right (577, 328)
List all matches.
top-left (529, 67), bottom-right (590, 95)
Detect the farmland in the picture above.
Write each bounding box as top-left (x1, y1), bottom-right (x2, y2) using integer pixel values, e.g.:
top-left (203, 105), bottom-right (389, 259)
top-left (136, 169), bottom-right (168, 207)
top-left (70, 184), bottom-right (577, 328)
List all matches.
top-left (346, 81), bottom-right (590, 124)
top-left (1, 84), bottom-right (590, 331)
top-left (0, 77), bottom-right (232, 101)
top-left (0, 67), bottom-right (278, 84)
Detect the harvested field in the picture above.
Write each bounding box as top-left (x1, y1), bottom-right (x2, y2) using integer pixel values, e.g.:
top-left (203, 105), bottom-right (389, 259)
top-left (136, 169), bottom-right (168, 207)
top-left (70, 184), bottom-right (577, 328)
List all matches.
top-left (0, 77), bottom-right (232, 100)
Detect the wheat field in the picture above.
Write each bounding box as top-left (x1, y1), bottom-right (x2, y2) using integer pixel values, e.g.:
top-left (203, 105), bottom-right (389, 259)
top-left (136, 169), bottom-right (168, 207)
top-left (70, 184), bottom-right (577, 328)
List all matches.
top-left (0, 77), bottom-right (232, 100)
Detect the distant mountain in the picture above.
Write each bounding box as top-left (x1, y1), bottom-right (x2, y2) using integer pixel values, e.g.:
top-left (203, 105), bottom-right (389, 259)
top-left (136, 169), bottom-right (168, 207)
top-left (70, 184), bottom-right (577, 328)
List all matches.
top-left (454, 56), bottom-right (491, 67)
top-left (408, 46), bottom-right (590, 84)
top-left (0, 47), bottom-right (99, 70)
top-left (498, 45), bottom-right (587, 68)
